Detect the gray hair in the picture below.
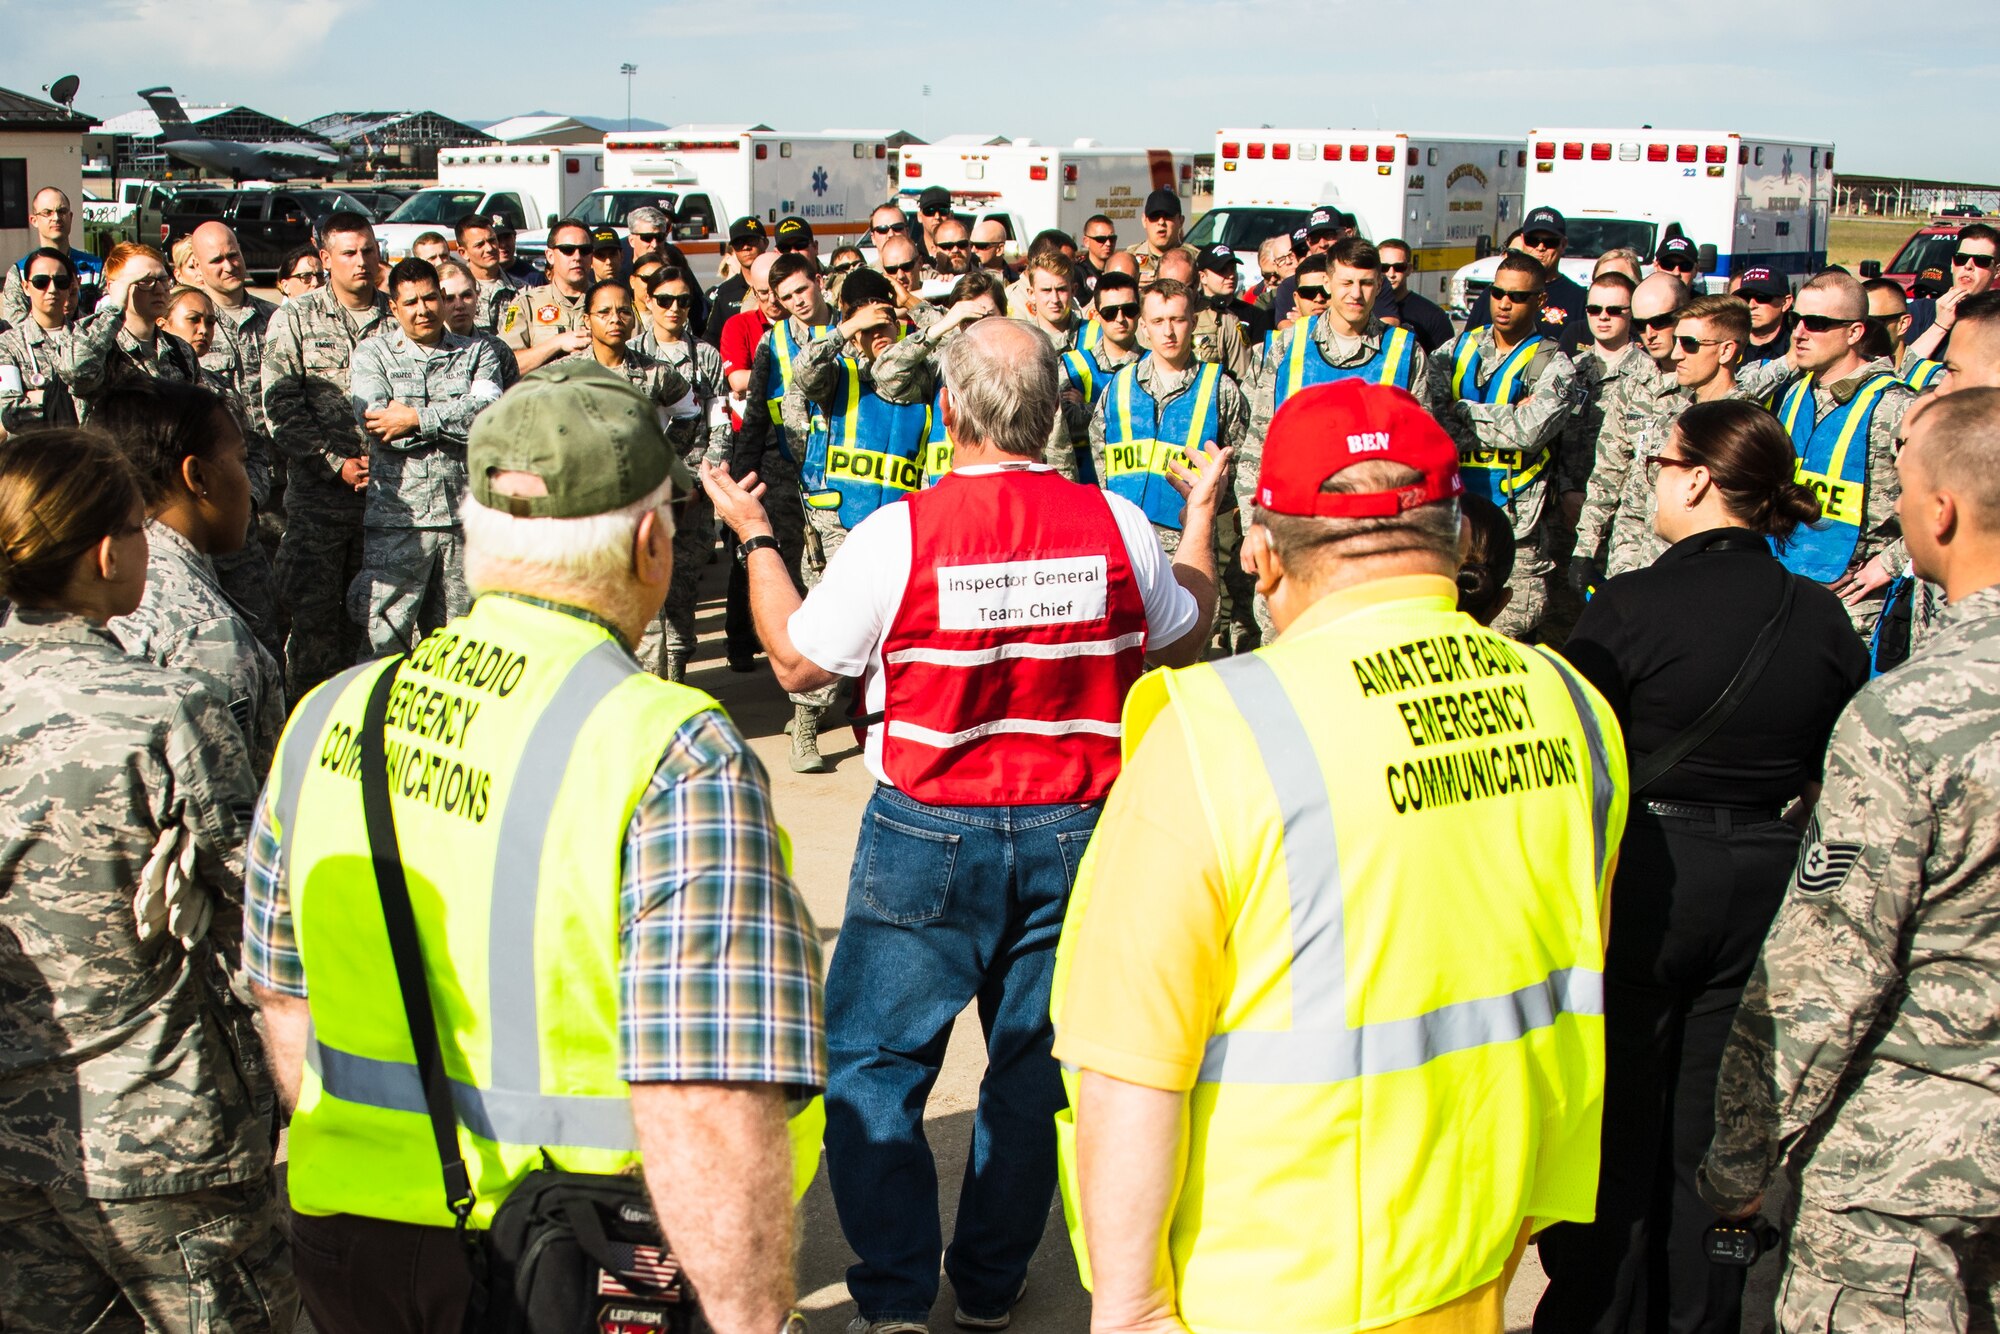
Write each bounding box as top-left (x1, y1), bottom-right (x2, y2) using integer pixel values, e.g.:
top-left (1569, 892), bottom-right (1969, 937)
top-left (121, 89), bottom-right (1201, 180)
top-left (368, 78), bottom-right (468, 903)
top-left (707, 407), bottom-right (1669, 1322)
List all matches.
top-left (939, 318), bottom-right (1060, 459)
top-left (626, 206), bottom-right (669, 232)
top-left (1256, 461), bottom-right (1460, 572)
top-left (461, 476), bottom-right (675, 594)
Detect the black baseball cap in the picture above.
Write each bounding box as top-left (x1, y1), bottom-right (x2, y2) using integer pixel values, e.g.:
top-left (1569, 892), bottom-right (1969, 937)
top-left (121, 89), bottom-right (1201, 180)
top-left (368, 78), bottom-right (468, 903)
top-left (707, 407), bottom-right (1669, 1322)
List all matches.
top-left (775, 216), bottom-right (814, 249)
top-left (1735, 266), bottom-right (1789, 299)
top-left (1143, 187), bottom-right (1182, 219)
top-left (1521, 207), bottom-right (1568, 239)
top-left (1655, 236), bottom-right (1699, 269)
top-left (1307, 207), bottom-right (1341, 238)
top-left (728, 216), bottom-right (766, 245)
top-left (918, 186), bottom-right (952, 215)
top-left (1914, 266), bottom-right (1951, 298)
top-left (590, 225), bottom-right (621, 252)
top-left (1197, 243), bottom-right (1238, 276)
top-left (1291, 225), bottom-right (1311, 257)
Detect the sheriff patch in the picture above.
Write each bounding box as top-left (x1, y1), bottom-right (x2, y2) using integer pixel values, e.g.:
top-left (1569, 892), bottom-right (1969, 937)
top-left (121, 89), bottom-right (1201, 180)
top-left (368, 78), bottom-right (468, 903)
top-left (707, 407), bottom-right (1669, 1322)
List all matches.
top-left (1795, 812), bottom-right (1863, 896)
top-left (501, 306), bottom-right (518, 333)
top-left (536, 304), bottom-right (561, 324)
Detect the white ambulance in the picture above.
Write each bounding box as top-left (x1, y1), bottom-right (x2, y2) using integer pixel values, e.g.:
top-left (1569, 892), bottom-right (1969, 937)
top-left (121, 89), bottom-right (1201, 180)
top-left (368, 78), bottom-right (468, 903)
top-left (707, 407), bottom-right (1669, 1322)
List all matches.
top-left (374, 146), bottom-right (603, 260)
top-left (893, 138), bottom-right (1195, 258)
top-left (1448, 129), bottom-right (1836, 313)
top-left (1187, 129), bottom-right (1526, 303)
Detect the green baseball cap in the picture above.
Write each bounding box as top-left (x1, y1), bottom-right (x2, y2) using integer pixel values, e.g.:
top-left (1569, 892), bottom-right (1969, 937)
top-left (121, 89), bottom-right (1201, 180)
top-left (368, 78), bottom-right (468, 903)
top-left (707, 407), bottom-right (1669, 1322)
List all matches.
top-left (468, 359), bottom-right (694, 519)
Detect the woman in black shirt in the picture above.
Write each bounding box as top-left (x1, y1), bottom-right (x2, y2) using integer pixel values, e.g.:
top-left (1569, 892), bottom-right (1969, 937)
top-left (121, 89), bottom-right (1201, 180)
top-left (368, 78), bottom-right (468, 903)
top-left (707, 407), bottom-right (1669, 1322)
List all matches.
top-left (1535, 400), bottom-right (1870, 1334)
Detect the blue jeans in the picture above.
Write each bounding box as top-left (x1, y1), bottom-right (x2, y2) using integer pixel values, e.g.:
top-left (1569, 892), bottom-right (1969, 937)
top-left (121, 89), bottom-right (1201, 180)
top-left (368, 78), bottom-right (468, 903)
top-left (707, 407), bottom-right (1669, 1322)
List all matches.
top-left (823, 785), bottom-right (1100, 1323)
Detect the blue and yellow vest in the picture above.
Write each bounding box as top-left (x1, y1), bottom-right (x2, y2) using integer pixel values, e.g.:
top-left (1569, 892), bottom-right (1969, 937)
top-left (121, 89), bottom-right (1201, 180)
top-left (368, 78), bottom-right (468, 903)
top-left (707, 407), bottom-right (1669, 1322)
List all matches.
top-left (1061, 345), bottom-right (1125, 487)
top-left (1898, 356), bottom-right (1943, 392)
top-left (801, 357), bottom-right (930, 529)
top-left (1275, 319), bottom-right (1418, 411)
top-left (763, 318), bottom-right (830, 462)
top-left (1451, 328), bottom-right (1549, 508)
top-left (1776, 372), bottom-right (1898, 582)
top-left (1102, 361), bottom-right (1223, 531)
top-left (920, 388), bottom-right (955, 487)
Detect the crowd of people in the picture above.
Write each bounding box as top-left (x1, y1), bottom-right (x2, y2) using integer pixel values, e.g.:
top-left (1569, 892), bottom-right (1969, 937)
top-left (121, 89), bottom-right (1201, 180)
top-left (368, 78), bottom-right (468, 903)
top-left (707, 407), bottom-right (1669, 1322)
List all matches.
top-left (3, 164), bottom-right (2000, 1334)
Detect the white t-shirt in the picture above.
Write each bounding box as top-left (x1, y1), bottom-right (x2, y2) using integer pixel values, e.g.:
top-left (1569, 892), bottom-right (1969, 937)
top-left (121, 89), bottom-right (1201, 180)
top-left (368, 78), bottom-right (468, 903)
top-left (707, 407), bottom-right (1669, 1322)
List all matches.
top-left (787, 463), bottom-right (1200, 786)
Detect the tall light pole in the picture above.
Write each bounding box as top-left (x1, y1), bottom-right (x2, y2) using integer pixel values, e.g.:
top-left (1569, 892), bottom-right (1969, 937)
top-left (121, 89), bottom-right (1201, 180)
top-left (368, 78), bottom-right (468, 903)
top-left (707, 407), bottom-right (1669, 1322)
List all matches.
top-left (620, 64), bottom-right (637, 131)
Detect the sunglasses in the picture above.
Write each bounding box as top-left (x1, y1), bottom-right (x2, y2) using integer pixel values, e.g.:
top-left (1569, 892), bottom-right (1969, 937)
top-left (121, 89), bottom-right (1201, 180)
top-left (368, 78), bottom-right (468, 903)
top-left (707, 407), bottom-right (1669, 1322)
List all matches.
top-left (936, 240), bottom-right (969, 251)
top-left (971, 240), bottom-right (1004, 250)
top-left (1644, 452), bottom-right (1700, 480)
top-left (1796, 313), bottom-right (1861, 333)
top-left (1144, 211), bottom-right (1179, 222)
top-left (1296, 285), bottom-right (1331, 301)
top-left (1524, 233), bottom-right (1563, 248)
top-left (1085, 232), bottom-right (1117, 245)
top-left (1657, 259), bottom-right (1694, 272)
top-left (27, 273), bottom-right (74, 291)
top-left (1585, 303), bottom-right (1628, 317)
top-left (629, 232), bottom-right (663, 243)
top-left (1635, 314), bottom-right (1679, 332)
top-left (921, 205), bottom-right (950, 217)
top-left (1488, 286), bottom-right (1541, 304)
top-left (1381, 262), bottom-right (1410, 273)
top-left (549, 243), bottom-right (591, 256)
top-left (831, 261), bottom-right (863, 275)
top-left (1742, 290), bottom-right (1784, 304)
top-left (872, 222), bottom-right (906, 235)
top-left (731, 238), bottom-right (765, 250)
top-left (1675, 335), bottom-right (1725, 353)
top-left (1098, 303), bottom-right (1139, 321)
top-left (884, 261), bottom-right (919, 276)
top-left (1954, 252), bottom-right (1997, 269)
top-left (656, 292), bottom-right (696, 308)
top-left (591, 246), bottom-right (622, 257)
top-left (285, 269), bottom-right (326, 284)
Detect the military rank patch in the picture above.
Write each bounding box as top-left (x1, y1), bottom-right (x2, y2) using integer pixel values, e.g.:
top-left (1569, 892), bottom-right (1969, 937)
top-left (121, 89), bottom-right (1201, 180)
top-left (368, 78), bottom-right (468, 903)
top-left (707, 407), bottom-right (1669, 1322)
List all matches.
top-left (1795, 812), bottom-right (1863, 895)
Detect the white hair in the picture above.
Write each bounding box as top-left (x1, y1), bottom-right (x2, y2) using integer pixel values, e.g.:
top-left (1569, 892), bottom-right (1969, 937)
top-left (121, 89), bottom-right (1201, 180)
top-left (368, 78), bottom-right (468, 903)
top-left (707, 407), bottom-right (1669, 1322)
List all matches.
top-left (462, 476), bottom-right (675, 594)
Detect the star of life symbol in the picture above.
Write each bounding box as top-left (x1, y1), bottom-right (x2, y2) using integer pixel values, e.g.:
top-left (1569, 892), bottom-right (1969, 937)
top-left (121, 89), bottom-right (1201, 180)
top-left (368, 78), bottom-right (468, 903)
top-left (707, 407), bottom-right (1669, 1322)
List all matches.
top-left (811, 167), bottom-right (830, 196)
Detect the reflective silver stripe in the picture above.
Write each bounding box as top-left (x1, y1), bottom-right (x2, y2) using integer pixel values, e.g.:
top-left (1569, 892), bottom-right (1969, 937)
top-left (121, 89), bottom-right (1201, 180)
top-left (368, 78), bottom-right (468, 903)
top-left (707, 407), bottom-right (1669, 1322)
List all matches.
top-left (275, 662), bottom-right (379, 887)
top-left (883, 716), bottom-right (1122, 748)
top-left (1536, 647), bottom-right (1617, 884)
top-left (1196, 651), bottom-right (1602, 1086)
top-left (487, 639), bottom-right (638, 1096)
top-left (884, 631), bottom-right (1147, 668)
top-left (307, 1038), bottom-right (638, 1152)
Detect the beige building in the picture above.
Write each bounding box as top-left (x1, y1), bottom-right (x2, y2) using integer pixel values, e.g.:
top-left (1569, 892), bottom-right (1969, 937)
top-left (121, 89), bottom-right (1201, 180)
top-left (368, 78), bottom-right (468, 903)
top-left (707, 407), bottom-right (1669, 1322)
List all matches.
top-left (0, 88), bottom-right (89, 274)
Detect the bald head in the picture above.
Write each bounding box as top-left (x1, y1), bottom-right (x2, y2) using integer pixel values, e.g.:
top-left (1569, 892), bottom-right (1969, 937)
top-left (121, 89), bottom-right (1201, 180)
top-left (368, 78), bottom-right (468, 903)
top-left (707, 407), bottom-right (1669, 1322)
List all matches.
top-left (879, 234), bottom-right (918, 279)
top-left (1155, 250), bottom-right (1195, 285)
top-left (940, 317), bottom-right (1060, 458)
top-left (970, 218), bottom-right (1007, 246)
top-left (1104, 251), bottom-right (1140, 280)
top-left (1799, 270), bottom-right (1868, 321)
top-left (189, 221), bottom-right (249, 300)
top-left (1633, 272), bottom-right (1691, 364)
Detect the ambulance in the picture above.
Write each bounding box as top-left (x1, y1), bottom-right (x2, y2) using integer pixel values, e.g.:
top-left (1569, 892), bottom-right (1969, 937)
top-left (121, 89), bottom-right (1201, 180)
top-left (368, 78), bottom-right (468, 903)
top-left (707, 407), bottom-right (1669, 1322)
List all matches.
top-left (1448, 129), bottom-right (1835, 313)
top-left (1187, 129), bottom-right (1526, 304)
top-left (892, 138), bottom-right (1195, 258)
top-left (374, 146), bottom-right (602, 260)
top-left (516, 125), bottom-right (889, 276)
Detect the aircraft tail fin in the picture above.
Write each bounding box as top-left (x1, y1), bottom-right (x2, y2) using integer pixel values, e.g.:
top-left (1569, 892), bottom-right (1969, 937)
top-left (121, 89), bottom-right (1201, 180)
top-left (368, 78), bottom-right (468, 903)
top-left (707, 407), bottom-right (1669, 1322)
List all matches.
top-left (137, 87), bottom-right (191, 136)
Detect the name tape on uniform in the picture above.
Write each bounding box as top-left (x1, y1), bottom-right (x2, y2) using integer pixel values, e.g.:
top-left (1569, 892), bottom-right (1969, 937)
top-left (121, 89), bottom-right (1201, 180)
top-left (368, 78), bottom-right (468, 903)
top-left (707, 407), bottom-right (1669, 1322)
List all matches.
top-left (936, 556), bottom-right (1108, 630)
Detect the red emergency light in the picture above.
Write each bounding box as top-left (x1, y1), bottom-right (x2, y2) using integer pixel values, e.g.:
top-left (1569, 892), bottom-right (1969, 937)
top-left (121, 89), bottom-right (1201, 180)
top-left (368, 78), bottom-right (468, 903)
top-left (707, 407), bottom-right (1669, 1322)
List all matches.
top-left (1676, 144), bottom-right (1698, 162)
top-left (1273, 143), bottom-right (1291, 160)
top-left (1647, 143), bottom-right (1669, 161)
top-left (1180, 163), bottom-right (1192, 180)
top-left (1247, 143), bottom-right (1265, 159)
top-left (1407, 147), bottom-right (1419, 165)
top-left (1349, 144), bottom-right (1367, 161)
top-left (903, 160), bottom-right (920, 177)
top-left (876, 145), bottom-right (886, 159)
top-left (1029, 165), bottom-right (1048, 180)
top-left (1064, 164), bottom-right (1078, 182)
top-left (1739, 145), bottom-right (1749, 164)
top-left (1375, 145), bottom-right (1395, 162)
top-left (755, 144), bottom-right (768, 160)
top-left (1705, 145), bottom-right (1727, 164)
top-left (1221, 141), bottom-right (1239, 159)
top-left (1534, 141), bottom-right (1556, 160)
top-left (1591, 142), bottom-right (1611, 160)
top-left (1562, 142), bottom-right (1583, 160)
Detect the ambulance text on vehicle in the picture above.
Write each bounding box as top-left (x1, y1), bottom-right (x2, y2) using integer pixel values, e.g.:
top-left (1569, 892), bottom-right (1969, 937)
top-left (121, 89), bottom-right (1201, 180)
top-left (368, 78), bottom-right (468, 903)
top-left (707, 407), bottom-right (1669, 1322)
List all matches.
top-left (1449, 130), bottom-right (1834, 312)
top-left (893, 138), bottom-right (1195, 259)
top-left (1188, 129), bottom-right (1526, 305)
top-left (374, 146), bottom-right (603, 260)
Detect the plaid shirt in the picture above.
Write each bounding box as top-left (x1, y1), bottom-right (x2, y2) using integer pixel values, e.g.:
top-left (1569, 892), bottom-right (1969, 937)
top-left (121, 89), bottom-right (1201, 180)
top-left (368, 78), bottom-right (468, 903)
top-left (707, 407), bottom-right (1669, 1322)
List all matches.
top-left (244, 670), bottom-right (825, 1092)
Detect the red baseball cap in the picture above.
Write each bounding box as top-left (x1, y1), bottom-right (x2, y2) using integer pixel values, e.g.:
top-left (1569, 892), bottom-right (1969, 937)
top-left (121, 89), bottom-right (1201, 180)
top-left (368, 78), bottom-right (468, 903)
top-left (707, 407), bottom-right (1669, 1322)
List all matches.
top-left (1255, 381), bottom-right (1463, 519)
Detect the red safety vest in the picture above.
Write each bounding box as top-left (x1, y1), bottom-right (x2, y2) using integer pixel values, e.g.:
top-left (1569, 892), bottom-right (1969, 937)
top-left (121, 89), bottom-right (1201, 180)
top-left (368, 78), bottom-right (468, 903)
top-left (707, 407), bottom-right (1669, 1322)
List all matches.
top-left (879, 467), bottom-right (1148, 806)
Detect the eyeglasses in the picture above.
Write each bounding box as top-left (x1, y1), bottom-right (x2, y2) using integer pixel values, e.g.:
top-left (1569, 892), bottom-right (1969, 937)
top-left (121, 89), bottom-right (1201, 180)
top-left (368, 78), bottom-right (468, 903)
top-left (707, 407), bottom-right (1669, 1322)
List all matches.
top-left (1295, 284), bottom-right (1331, 302)
top-left (1585, 303), bottom-right (1629, 317)
top-left (1488, 286), bottom-right (1541, 304)
top-left (286, 269), bottom-right (326, 284)
top-left (936, 240), bottom-right (970, 252)
top-left (27, 273), bottom-right (74, 291)
top-left (1796, 313), bottom-right (1861, 333)
top-left (872, 221), bottom-right (906, 235)
top-left (629, 232), bottom-right (663, 244)
top-left (1523, 232), bottom-right (1563, 249)
top-left (589, 305), bottom-right (634, 320)
top-left (549, 243), bottom-right (590, 256)
top-left (31, 208), bottom-right (71, 220)
top-left (1635, 314), bottom-right (1679, 332)
top-left (127, 275), bottom-right (172, 291)
top-left (1953, 252), bottom-right (1997, 269)
top-left (1675, 335), bottom-right (1725, 353)
top-left (1098, 303), bottom-right (1139, 321)
top-left (1085, 232), bottom-right (1116, 246)
top-left (1381, 262), bottom-right (1410, 273)
top-left (883, 261), bottom-right (919, 277)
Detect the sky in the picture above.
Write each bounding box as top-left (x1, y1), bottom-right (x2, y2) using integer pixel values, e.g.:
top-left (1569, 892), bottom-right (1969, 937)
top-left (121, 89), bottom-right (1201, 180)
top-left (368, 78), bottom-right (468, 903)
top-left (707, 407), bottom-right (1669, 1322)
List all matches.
top-left (3, 0), bottom-right (1996, 185)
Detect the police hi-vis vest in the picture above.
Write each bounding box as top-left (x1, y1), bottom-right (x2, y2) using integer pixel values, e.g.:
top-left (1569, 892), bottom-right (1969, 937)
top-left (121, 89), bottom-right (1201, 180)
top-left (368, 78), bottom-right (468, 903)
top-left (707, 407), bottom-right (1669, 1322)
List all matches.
top-left (920, 389), bottom-right (955, 487)
top-left (1102, 361), bottom-right (1223, 531)
top-left (763, 318), bottom-right (831, 460)
top-left (1776, 372), bottom-right (1897, 582)
top-left (880, 467), bottom-right (1148, 806)
top-left (802, 357), bottom-right (930, 529)
top-left (1052, 579), bottom-right (1625, 1331)
top-left (1899, 356), bottom-right (1944, 392)
top-left (1060, 345), bottom-right (1125, 487)
top-left (1450, 328), bottom-right (1549, 508)
top-left (269, 596), bottom-right (822, 1228)
top-left (1274, 318), bottom-right (1418, 411)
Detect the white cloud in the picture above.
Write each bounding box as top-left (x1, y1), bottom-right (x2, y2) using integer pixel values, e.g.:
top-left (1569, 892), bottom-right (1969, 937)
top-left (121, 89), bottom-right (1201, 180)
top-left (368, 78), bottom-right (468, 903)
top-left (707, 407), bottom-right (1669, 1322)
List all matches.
top-left (24, 0), bottom-right (365, 73)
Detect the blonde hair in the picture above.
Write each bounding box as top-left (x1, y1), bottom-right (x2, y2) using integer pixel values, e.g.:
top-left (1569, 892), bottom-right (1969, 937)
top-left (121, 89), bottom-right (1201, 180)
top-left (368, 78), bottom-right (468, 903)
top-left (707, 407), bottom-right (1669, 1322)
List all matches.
top-left (0, 430), bottom-right (143, 605)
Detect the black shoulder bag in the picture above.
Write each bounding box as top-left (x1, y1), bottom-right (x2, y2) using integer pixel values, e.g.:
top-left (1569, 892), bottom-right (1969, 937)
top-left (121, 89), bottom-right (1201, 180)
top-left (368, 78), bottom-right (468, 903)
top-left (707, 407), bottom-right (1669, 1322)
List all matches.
top-left (357, 662), bottom-right (696, 1334)
top-left (1627, 568), bottom-right (1798, 794)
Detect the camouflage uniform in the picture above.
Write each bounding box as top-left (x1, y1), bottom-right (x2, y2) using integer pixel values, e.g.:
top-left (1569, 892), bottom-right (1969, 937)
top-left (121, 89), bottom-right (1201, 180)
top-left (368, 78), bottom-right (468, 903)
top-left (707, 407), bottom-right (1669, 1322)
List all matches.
top-left (1241, 315), bottom-right (1438, 641)
top-left (1561, 342), bottom-right (1654, 556)
top-left (1590, 364), bottom-right (1691, 576)
top-left (1423, 330), bottom-right (1578, 642)
top-left (346, 326), bottom-right (505, 655)
top-left (0, 318), bottom-right (80, 435)
top-left (497, 281), bottom-right (587, 359)
top-left (1735, 356), bottom-right (1916, 638)
top-left (67, 305), bottom-right (202, 416)
top-left (110, 519), bottom-right (286, 778)
top-left (0, 609), bottom-right (294, 1334)
top-left (473, 271), bottom-right (521, 335)
top-left (633, 335), bottom-right (731, 680)
top-left (260, 285), bottom-right (390, 698)
top-left (1699, 583), bottom-right (2000, 1332)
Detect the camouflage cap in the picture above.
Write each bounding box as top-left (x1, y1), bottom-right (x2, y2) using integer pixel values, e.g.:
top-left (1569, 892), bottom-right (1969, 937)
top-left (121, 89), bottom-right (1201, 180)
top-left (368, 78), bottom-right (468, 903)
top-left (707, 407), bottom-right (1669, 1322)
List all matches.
top-left (468, 360), bottom-right (694, 519)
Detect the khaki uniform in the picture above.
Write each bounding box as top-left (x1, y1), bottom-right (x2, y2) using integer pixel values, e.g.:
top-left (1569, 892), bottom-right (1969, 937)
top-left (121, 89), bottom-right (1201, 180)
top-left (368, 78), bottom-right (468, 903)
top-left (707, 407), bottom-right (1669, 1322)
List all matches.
top-left (1700, 584), bottom-right (2000, 1331)
top-left (0, 608), bottom-right (294, 1334)
top-left (1128, 238), bottom-right (1199, 284)
top-left (1191, 298), bottom-right (1253, 386)
top-left (1425, 330), bottom-right (1580, 642)
top-left (260, 285), bottom-right (391, 697)
top-left (497, 281), bottom-right (587, 356)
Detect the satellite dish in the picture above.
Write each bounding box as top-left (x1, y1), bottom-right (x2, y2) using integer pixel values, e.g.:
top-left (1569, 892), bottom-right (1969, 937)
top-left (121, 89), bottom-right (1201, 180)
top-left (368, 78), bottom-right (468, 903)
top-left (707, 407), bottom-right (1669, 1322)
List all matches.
top-left (44, 75), bottom-right (80, 108)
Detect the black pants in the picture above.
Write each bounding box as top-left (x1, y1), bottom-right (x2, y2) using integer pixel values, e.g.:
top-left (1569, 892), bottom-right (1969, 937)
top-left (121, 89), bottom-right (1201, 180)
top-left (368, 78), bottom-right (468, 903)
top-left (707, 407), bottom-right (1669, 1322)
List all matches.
top-left (724, 534), bottom-right (758, 663)
top-left (290, 1210), bottom-right (471, 1334)
top-left (1535, 806), bottom-right (1802, 1334)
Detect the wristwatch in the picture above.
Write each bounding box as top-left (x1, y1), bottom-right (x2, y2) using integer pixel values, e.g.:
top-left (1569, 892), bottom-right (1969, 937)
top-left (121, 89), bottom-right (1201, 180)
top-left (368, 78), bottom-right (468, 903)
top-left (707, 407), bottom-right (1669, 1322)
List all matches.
top-left (780, 1314), bottom-right (808, 1334)
top-left (736, 533), bottom-right (782, 566)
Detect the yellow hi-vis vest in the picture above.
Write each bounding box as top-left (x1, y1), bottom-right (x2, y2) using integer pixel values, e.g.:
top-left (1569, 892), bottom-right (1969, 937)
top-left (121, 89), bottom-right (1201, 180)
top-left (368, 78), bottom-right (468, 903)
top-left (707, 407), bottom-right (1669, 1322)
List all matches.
top-left (1051, 585), bottom-right (1626, 1332)
top-left (268, 595), bottom-right (823, 1228)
